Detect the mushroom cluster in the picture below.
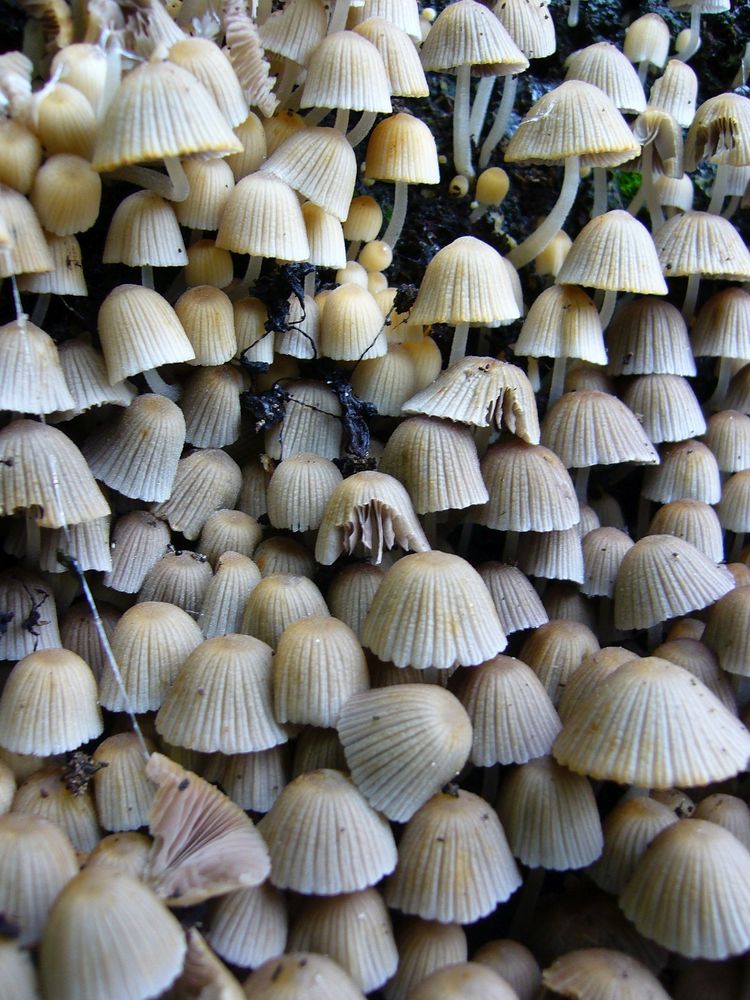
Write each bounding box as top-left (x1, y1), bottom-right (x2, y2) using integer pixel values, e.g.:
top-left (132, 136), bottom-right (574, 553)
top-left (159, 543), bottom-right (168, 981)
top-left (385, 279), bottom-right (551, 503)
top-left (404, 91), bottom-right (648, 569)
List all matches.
top-left (1, 0), bottom-right (750, 997)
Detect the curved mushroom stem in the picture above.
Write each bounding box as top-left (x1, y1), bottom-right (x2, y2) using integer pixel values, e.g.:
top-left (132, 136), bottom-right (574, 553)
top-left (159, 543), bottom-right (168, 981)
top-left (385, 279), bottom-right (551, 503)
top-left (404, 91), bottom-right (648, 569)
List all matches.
top-left (707, 355), bottom-right (733, 411)
top-left (637, 60), bottom-right (649, 85)
top-left (508, 155), bottom-right (580, 269)
top-left (598, 289), bottom-right (618, 330)
top-left (722, 195), bottom-right (741, 220)
top-left (682, 272), bottom-right (701, 321)
top-left (304, 106), bottom-right (330, 126)
top-left (334, 107), bottom-right (350, 134)
top-left (479, 74), bottom-right (518, 171)
top-left (675, 4), bottom-right (702, 62)
top-left (140, 265), bottom-right (154, 289)
top-left (470, 76), bottom-right (495, 143)
top-left (274, 60), bottom-right (300, 108)
top-left (144, 367), bottom-right (182, 401)
top-left (346, 110), bottom-right (377, 149)
top-left (453, 63), bottom-right (475, 179)
top-left (382, 181), bottom-right (409, 250)
top-left (639, 143), bottom-right (664, 232)
top-left (592, 166), bottom-right (608, 217)
top-left (231, 255), bottom-right (262, 301)
top-left (110, 157), bottom-right (190, 203)
top-left (449, 321), bottom-right (470, 367)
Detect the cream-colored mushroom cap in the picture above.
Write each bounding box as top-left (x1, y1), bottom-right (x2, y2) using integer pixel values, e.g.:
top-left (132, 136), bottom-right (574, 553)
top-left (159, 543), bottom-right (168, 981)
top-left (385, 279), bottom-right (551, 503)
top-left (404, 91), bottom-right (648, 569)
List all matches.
top-left (542, 948), bottom-right (670, 999)
top-left (217, 172), bottom-right (309, 261)
top-left (420, 0), bottom-right (529, 76)
top-left (244, 953), bottom-right (366, 1000)
top-left (365, 113), bottom-right (439, 183)
top-left (557, 211), bottom-right (667, 294)
top-left (261, 127), bottom-right (356, 222)
top-left (301, 30), bottom-right (392, 112)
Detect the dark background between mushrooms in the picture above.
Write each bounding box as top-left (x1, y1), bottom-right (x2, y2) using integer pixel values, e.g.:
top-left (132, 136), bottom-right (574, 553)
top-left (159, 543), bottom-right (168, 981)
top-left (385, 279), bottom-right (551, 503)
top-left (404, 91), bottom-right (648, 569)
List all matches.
top-left (1, 0), bottom-right (750, 981)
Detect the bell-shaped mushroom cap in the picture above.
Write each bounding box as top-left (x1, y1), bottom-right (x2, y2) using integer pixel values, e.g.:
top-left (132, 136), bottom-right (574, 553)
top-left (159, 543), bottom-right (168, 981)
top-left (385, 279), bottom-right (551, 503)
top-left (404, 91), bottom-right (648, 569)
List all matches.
top-left (384, 918), bottom-right (467, 1000)
top-left (217, 172), bottom-right (309, 260)
top-left (542, 948), bottom-right (670, 999)
top-left (0, 419), bottom-right (109, 528)
top-left (703, 585), bottom-right (750, 677)
top-left (515, 284), bottom-right (605, 364)
top-left (156, 634), bottom-right (286, 754)
top-left (92, 733), bottom-right (155, 834)
top-left (288, 889), bottom-right (398, 994)
top-left (244, 953), bottom-right (366, 1000)
top-left (694, 794), bottom-right (750, 851)
top-left (455, 655), bottom-right (562, 767)
top-left (0, 570), bottom-right (61, 660)
top-left (300, 30), bottom-right (392, 112)
top-left (606, 297), bottom-right (695, 377)
top-left (151, 449), bottom-right (242, 540)
top-left (420, 0), bottom-right (528, 75)
top-left (497, 756), bottom-right (603, 870)
top-left (408, 237), bottom-right (521, 327)
top-left (207, 881), bottom-right (288, 970)
top-left (315, 470), bottom-right (429, 565)
top-left (138, 550), bottom-right (214, 618)
top-left (338, 684), bottom-right (472, 822)
top-left (39, 867), bottom-right (187, 1000)
top-left (0, 813), bottom-right (78, 946)
top-left (642, 439), bottom-right (720, 505)
top-left (477, 563), bottom-right (549, 635)
top-left (506, 79), bottom-right (640, 167)
top-left (241, 572), bottom-right (328, 648)
top-left (565, 41), bottom-right (646, 114)
top-left (0, 648), bottom-right (102, 757)
top-left (587, 795), bottom-right (679, 896)
top-left (692, 287), bottom-right (750, 361)
top-left (0, 317), bottom-right (75, 415)
top-left (619, 819), bottom-right (750, 960)
top-left (408, 962), bottom-right (519, 1000)
top-left (92, 56), bottom-right (241, 171)
top-left (103, 190), bottom-right (185, 268)
top-left (318, 283), bottom-right (388, 361)
top-left (556, 211), bottom-right (667, 294)
top-left (365, 112), bottom-right (439, 183)
top-left (353, 20), bottom-right (429, 98)
top-left (704, 409), bottom-right (750, 473)
top-left (53, 338), bottom-right (136, 417)
top-left (541, 390), bottom-right (659, 469)
top-left (653, 211), bottom-right (750, 279)
top-left (363, 551), bottom-right (507, 669)
top-left (553, 656), bottom-right (750, 789)
top-left (613, 534), bottom-right (733, 630)
top-left (257, 768), bottom-right (397, 894)
top-left (260, 127), bottom-right (356, 222)
top-left (146, 752), bottom-right (270, 906)
top-left (403, 356), bottom-right (540, 443)
top-left (385, 789), bottom-right (521, 924)
top-left (685, 92), bottom-right (750, 170)
top-left (622, 374), bottom-right (706, 444)
top-left (274, 616), bottom-right (368, 728)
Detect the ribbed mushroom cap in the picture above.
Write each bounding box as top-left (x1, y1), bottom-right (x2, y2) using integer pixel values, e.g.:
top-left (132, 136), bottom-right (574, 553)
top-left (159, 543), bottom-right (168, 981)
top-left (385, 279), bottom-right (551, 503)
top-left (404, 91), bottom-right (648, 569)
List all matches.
top-left (53, 338), bottom-right (135, 417)
top-left (363, 551), bottom-right (506, 669)
top-left (619, 819), bottom-right (750, 960)
top-left (104, 511), bottom-right (171, 594)
top-left (613, 534), bottom-right (733, 630)
top-left (274, 615), bottom-right (369, 728)
top-left (241, 573), bottom-right (329, 649)
top-left (408, 962), bottom-right (519, 1000)
top-left (319, 283), bottom-right (388, 361)
top-left (385, 788), bottom-right (521, 924)
top-left (515, 285), bottom-right (605, 364)
top-left (315, 470), bottom-right (429, 565)
top-left (138, 550), bottom-right (214, 618)
top-left (244, 953), bottom-right (366, 1000)
top-left (506, 79), bottom-right (640, 166)
top-left (216, 172), bottom-right (309, 261)
top-left (519, 619), bottom-right (600, 706)
top-left (326, 563), bottom-right (385, 642)
top-left (694, 794), bottom-right (750, 851)
top-left (0, 570), bottom-right (60, 660)
top-left (622, 374), bottom-right (706, 444)
top-left (385, 918), bottom-right (467, 1000)
top-left (39, 867), bottom-right (187, 1000)
top-left (338, 684), bottom-right (471, 821)
top-left (642, 439), bottom-right (721, 504)
top-left (497, 757), bottom-right (602, 870)
top-left (261, 127), bottom-right (356, 222)
top-left (685, 92), bottom-right (750, 169)
top-left (288, 889), bottom-right (397, 994)
top-left (365, 112), bottom-right (439, 183)
top-left (0, 419), bottom-right (109, 528)
top-left (30, 153), bottom-right (101, 236)
top-left (541, 390), bottom-right (659, 469)
top-left (420, 0), bottom-right (529, 76)
top-left (0, 317), bottom-right (75, 415)
top-left (653, 211), bottom-right (750, 279)
top-left (553, 656), bottom-right (750, 788)
top-left (207, 882), bottom-right (288, 970)
top-left (151, 449), bottom-right (242, 541)
top-left (624, 14), bottom-right (670, 70)
top-left (259, 0), bottom-right (327, 64)
top-left (557, 211), bottom-right (667, 294)
top-left (703, 585), bottom-right (750, 677)
top-left (18, 233), bottom-right (88, 300)
top-left (718, 468), bottom-right (750, 532)
top-left (581, 527), bottom-right (634, 598)
top-left (349, 0), bottom-right (421, 39)
top-left (156, 634), bottom-right (286, 754)
top-left (92, 56), bottom-right (241, 171)
top-left (168, 36), bottom-right (247, 128)
top-left (353, 19), bottom-right (429, 97)
top-left (84, 393), bottom-right (185, 503)
top-left (705, 409), bottom-right (750, 472)
top-left (648, 58), bottom-right (698, 129)
top-left (587, 795), bottom-right (679, 895)
top-left (606, 297), bottom-right (695, 377)
top-left (542, 948), bottom-right (670, 999)
top-left (174, 285), bottom-right (235, 366)
top-left (653, 637), bottom-right (736, 712)
top-left (182, 365), bottom-right (245, 450)
top-left (173, 157), bottom-right (235, 230)
top-left (254, 537), bottom-right (316, 579)
top-left (691, 287), bottom-right (750, 360)
top-left (0, 812), bottom-right (78, 947)
top-left (477, 563), bottom-right (548, 635)
top-left (257, 768), bottom-right (397, 894)
top-left (403, 356), bottom-right (539, 443)
top-left (408, 237), bottom-right (521, 326)
top-left (12, 764), bottom-right (100, 855)
top-left (565, 41), bottom-right (646, 114)
top-left (379, 416), bottom-right (487, 514)
top-left (496, 0), bottom-right (556, 59)
top-left (0, 648), bottom-right (101, 757)
top-left (648, 499), bottom-right (724, 563)
top-left (103, 190), bottom-right (185, 268)
top-left (301, 30), bottom-right (392, 112)
top-left (477, 440), bottom-right (579, 532)
top-left (0, 183), bottom-right (53, 278)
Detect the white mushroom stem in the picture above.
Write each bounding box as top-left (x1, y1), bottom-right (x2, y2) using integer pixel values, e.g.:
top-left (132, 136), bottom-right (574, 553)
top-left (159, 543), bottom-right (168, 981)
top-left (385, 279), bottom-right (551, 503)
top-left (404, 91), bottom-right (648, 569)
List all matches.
top-left (575, 466), bottom-right (590, 504)
top-left (637, 60), bottom-right (649, 85)
top-left (144, 368), bottom-right (182, 401)
top-left (453, 63), bottom-right (475, 179)
top-left (479, 75), bottom-right (518, 171)
top-left (31, 293), bottom-right (50, 326)
top-left (639, 143), bottom-right (664, 232)
top-left (592, 166), bottom-right (608, 217)
top-left (708, 164), bottom-right (729, 215)
top-left (382, 181), bottom-right (409, 250)
top-left (507, 155), bottom-right (581, 269)
top-left (682, 272), bottom-right (701, 321)
top-left (328, 0), bottom-right (351, 34)
top-left (598, 289), bottom-right (618, 330)
top-left (274, 60), bottom-right (299, 107)
top-left (346, 111), bottom-right (377, 148)
top-left (676, 4), bottom-right (702, 62)
top-left (548, 354), bottom-right (568, 406)
top-left (449, 321), bottom-right (470, 367)
top-left (707, 355), bottom-right (734, 411)
top-left (304, 106), bottom-right (330, 126)
top-left (334, 107), bottom-right (349, 134)
top-left (141, 265), bottom-right (154, 289)
top-left (567, 0), bottom-right (580, 27)
top-left (470, 76), bottom-right (495, 143)
top-left (110, 156), bottom-right (190, 203)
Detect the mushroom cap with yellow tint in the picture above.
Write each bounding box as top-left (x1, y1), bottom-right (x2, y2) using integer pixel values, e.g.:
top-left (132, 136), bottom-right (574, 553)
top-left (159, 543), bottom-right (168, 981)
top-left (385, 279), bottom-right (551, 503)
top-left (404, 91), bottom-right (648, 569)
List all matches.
top-left (420, 0), bottom-right (528, 76)
top-left (261, 127), bottom-right (356, 222)
top-left (557, 211), bottom-right (667, 294)
top-left (301, 30), bottom-right (392, 112)
top-left (365, 112), bottom-right (439, 184)
top-left (217, 172), bottom-right (309, 261)
top-left (542, 947), bottom-right (670, 999)
top-left (244, 953), bottom-right (366, 1000)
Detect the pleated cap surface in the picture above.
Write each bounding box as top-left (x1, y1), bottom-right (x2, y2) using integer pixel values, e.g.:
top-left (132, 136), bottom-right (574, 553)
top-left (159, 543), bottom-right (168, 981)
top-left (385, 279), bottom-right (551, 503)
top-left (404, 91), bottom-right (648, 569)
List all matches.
top-left (244, 953), bottom-right (366, 1000)
top-left (261, 127), bottom-right (356, 222)
top-left (362, 551), bottom-right (507, 669)
top-left (338, 684), bottom-right (472, 821)
top-left (557, 211), bottom-right (667, 294)
top-left (553, 655), bottom-right (750, 788)
top-left (257, 768), bottom-right (397, 894)
top-left (216, 172), bottom-right (309, 260)
top-left (542, 948), bottom-right (670, 999)
top-left (653, 211), bottom-right (750, 279)
top-left (420, 0), bottom-right (528, 75)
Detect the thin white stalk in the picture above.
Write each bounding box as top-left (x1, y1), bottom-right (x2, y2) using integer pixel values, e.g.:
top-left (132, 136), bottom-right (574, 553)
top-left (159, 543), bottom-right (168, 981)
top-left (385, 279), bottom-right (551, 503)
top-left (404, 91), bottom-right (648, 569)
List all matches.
top-left (567, 0), bottom-right (580, 27)
top-left (548, 354), bottom-right (568, 406)
top-left (508, 155), bottom-right (581, 269)
top-left (275, 60), bottom-right (299, 107)
top-left (144, 368), bottom-right (182, 401)
top-left (575, 466), bottom-right (590, 504)
top-left (346, 110), bottom-right (377, 148)
top-left (140, 264), bottom-right (154, 289)
top-left (304, 106), bottom-right (329, 126)
top-left (676, 5), bottom-right (702, 62)
top-left (110, 158), bottom-right (189, 202)
top-left (328, 0), bottom-right (351, 34)
top-left (449, 321), bottom-right (470, 367)
top-left (453, 63), bottom-right (474, 179)
top-left (682, 272), bottom-right (701, 321)
top-left (334, 107), bottom-right (350, 134)
top-left (592, 166), bottom-right (608, 217)
top-left (470, 76), bottom-right (495, 144)
top-left (708, 164), bottom-right (729, 215)
top-left (31, 293), bottom-right (50, 327)
top-left (598, 289), bottom-right (618, 330)
top-left (382, 181), bottom-right (408, 250)
top-left (479, 75), bottom-right (518, 170)
top-left (707, 355), bottom-right (733, 411)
